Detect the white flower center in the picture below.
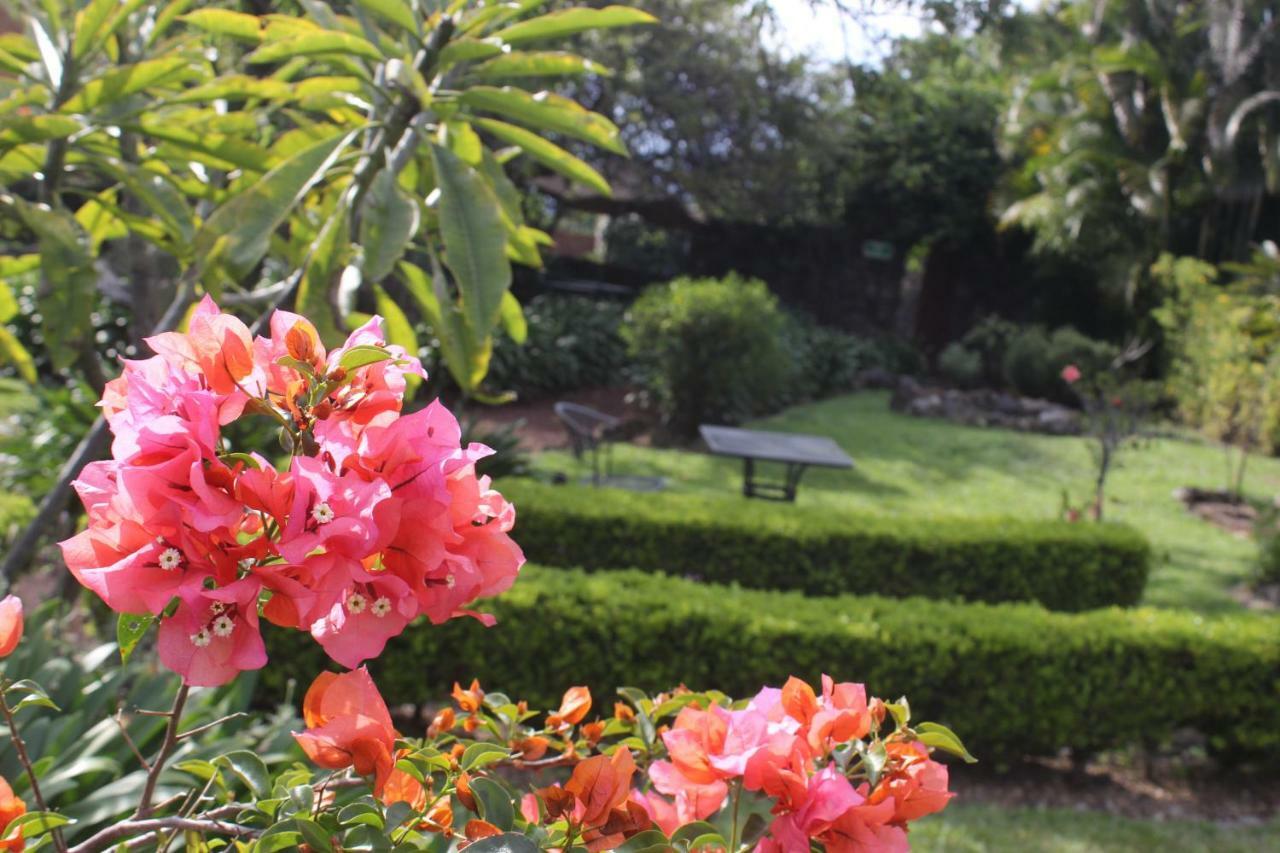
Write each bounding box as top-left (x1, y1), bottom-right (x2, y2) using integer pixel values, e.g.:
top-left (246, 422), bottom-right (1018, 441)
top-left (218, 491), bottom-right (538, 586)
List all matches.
top-left (190, 629), bottom-right (212, 648)
top-left (347, 591), bottom-right (367, 614)
top-left (212, 615), bottom-right (235, 637)
top-left (445, 573), bottom-right (456, 589)
top-left (208, 601), bottom-right (226, 615)
top-left (158, 548), bottom-right (182, 570)
top-left (311, 502), bottom-right (335, 524)
top-left (371, 596), bottom-right (392, 617)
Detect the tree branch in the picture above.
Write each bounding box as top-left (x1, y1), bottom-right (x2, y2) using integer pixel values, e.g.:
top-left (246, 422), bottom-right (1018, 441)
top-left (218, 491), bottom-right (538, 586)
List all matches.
top-left (68, 815), bottom-right (256, 853)
top-left (1223, 90), bottom-right (1280, 150)
top-left (134, 684), bottom-right (190, 820)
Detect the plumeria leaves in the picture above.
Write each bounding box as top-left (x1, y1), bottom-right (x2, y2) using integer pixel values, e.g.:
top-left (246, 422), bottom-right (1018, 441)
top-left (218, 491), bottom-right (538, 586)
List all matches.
top-left (917, 721), bottom-right (978, 763)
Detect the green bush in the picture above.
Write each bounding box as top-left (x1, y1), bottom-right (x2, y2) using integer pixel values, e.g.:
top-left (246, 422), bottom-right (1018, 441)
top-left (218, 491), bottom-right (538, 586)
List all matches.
top-left (938, 343), bottom-right (983, 388)
top-left (1004, 325), bottom-right (1118, 403)
top-left (1253, 506), bottom-right (1280, 587)
top-left (500, 480), bottom-right (1151, 611)
top-left (958, 315), bottom-right (1019, 387)
top-left (623, 274), bottom-right (795, 438)
top-left (778, 314), bottom-right (876, 404)
top-left (262, 566), bottom-right (1280, 764)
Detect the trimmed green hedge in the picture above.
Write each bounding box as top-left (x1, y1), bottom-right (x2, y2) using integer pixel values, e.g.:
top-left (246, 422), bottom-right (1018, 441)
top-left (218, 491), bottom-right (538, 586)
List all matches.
top-left (500, 480), bottom-right (1151, 611)
top-left (263, 566), bottom-right (1280, 764)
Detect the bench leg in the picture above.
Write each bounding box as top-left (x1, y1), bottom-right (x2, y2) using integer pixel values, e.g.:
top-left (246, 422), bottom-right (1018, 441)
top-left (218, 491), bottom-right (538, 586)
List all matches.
top-left (784, 463), bottom-right (808, 502)
top-left (742, 457), bottom-right (755, 498)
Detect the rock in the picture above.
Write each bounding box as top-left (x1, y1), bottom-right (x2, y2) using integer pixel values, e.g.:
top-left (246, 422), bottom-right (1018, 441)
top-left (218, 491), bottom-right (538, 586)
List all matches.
top-left (889, 377), bottom-right (1084, 436)
top-left (858, 367), bottom-right (900, 390)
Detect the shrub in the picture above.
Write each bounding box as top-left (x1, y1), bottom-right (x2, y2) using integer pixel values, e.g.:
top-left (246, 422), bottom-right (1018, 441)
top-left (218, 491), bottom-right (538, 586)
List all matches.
top-left (778, 313), bottom-right (876, 404)
top-left (422, 294), bottom-right (632, 401)
top-left (938, 343), bottom-right (983, 388)
top-left (1253, 506), bottom-right (1280, 587)
top-left (263, 566), bottom-right (1280, 764)
top-left (500, 480), bottom-right (1151, 611)
top-left (622, 274), bottom-right (795, 438)
top-left (958, 315), bottom-right (1019, 387)
top-left (1004, 325), bottom-right (1117, 403)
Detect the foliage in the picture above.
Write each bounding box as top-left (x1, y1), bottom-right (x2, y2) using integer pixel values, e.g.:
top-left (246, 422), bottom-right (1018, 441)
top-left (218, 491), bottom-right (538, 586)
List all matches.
top-left (486, 294), bottom-right (629, 400)
top-left (0, 380), bottom-right (97, 501)
top-left (938, 343), bottom-right (983, 388)
top-left (0, 0), bottom-right (652, 396)
top-left (623, 274), bottom-right (795, 438)
top-left (998, 0), bottom-right (1280, 303)
top-left (499, 479), bottom-right (1151, 611)
top-left (1252, 505), bottom-right (1280, 587)
top-left (1002, 326), bottom-right (1118, 403)
top-left (1152, 253), bottom-right (1280, 497)
top-left (266, 565), bottom-right (1280, 766)
top-left (957, 315), bottom-right (1020, 388)
top-left (463, 415), bottom-right (533, 481)
top-left (779, 314), bottom-right (877, 403)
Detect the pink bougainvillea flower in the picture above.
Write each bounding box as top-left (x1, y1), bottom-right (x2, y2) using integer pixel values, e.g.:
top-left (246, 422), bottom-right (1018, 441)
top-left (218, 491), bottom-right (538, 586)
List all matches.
top-left (309, 568), bottom-right (416, 669)
top-left (147, 296), bottom-right (256, 396)
top-left (0, 596), bottom-right (23, 658)
top-left (277, 457), bottom-right (397, 564)
top-left (646, 759), bottom-right (729, 821)
top-left (1061, 363), bottom-right (1082, 384)
top-left (867, 741), bottom-right (954, 824)
top-left (59, 520), bottom-right (190, 615)
top-left (156, 577), bottom-right (266, 687)
top-left (761, 765), bottom-right (871, 853)
top-left (781, 675), bottom-right (870, 752)
top-left (293, 668), bottom-right (398, 794)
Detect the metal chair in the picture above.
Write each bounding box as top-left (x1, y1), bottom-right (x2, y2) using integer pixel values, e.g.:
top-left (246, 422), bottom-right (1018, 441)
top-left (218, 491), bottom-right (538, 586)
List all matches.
top-left (554, 402), bottom-right (621, 486)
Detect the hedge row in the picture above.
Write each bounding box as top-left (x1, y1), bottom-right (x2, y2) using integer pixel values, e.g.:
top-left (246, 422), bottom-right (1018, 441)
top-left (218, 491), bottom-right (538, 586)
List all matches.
top-left (263, 566), bottom-right (1280, 765)
top-left (500, 480), bottom-right (1152, 611)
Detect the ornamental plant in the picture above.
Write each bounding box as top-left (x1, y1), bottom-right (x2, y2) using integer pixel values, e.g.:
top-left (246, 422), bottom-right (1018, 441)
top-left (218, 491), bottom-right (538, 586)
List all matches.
top-left (0, 303), bottom-right (970, 850)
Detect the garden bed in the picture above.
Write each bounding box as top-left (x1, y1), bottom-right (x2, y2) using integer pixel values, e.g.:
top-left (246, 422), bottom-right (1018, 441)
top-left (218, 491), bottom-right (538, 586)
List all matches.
top-left (890, 376), bottom-right (1082, 435)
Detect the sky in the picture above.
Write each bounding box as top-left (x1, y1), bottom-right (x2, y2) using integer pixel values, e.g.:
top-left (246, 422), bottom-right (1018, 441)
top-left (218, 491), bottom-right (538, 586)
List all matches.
top-left (767, 0), bottom-right (928, 64)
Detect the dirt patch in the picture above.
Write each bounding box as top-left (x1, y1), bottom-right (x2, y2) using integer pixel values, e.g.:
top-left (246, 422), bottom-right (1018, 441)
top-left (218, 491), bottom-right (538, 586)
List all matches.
top-left (1173, 487), bottom-right (1259, 537)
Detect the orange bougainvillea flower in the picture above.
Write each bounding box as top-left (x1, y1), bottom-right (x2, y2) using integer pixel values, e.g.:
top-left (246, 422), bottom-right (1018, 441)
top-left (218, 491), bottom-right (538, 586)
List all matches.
top-left (512, 735), bottom-right (550, 761)
top-left (0, 596), bottom-right (23, 659)
top-left (452, 679), bottom-right (484, 713)
top-left (422, 799), bottom-right (454, 836)
top-left (456, 772), bottom-right (477, 812)
top-left (293, 669), bottom-right (397, 794)
top-left (581, 720), bottom-right (606, 746)
top-left (547, 686), bottom-right (592, 729)
top-left (613, 702), bottom-right (635, 723)
top-left (464, 819), bottom-right (502, 841)
top-left (565, 748), bottom-right (638, 827)
top-left (0, 775), bottom-right (26, 852)
top-left (380, 750), bottom-right (428, 811)
top-left (428, 707), bottom-right (456, 737)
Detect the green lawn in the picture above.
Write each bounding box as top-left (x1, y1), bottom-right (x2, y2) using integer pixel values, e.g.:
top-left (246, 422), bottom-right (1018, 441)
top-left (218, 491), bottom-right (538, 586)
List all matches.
top-left (914, 804), bottom-right (1279, 852)
top-left (529, 391), bottom-right (1280, 614)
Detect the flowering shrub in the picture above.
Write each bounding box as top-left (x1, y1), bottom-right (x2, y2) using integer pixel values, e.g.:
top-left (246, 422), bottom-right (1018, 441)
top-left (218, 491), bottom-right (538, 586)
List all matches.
top-left (0, 303), bottom-right (966, 850)
top-left (58, 297), bottom-right (523, 685)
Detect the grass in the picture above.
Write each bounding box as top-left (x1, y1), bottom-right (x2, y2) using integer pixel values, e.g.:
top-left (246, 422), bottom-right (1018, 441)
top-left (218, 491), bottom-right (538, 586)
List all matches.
top-left (913, 804), bottom-right (1280, 852)
top-left (528, 391), bottom-right (1280, 614)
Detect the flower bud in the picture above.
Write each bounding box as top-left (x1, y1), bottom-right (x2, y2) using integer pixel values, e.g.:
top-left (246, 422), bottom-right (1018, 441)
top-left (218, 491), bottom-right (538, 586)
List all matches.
top-left (0, 596), bottom-right (23, 658)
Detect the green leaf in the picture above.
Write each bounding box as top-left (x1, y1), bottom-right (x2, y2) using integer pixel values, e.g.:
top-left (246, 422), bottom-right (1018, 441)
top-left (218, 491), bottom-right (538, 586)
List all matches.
top-left (354, 0), bottom-right (417, 35)
top-left (359, 170), bottom-right (419, 283)
top-left (0, 326), bottom-right (36, 384)
top-left (295, 208), bottom-right (350, 346)
top-left (337, 802), bottom-right (385, 830)
top-left (372, 285), bottom-right (420, 395)
top-left (245, 30), bottom-right (383, 64)
top-left (116, 613), bottom-right (154, 665)
top-left (491, 7), bottom-right (657, 45)
top-left (0, 115), bottom-right (82, 147)
top-left (470, 777), bottom-right (515, 831)
top-left (138, 119), bottom-right (275, 172)
top-left (61, 57), bottom-right (196, 113)
top-left (472, 51), bottom-right (612, 79)
top-left (173, 759), bottom-right (219, 781)
top-left (215, 750), bottom-right (271, 795)
top-left (179, 9), bottom-right (264, 41)
top-left (498, 291), bottom-right (527, 344)
top-left (916, 721), bottom-right (978, 763)
top-left (8, 197), bottom-right (94, 371)
top-left (463, 835), bottom-right (539, 853)
top-left (461, 86), bottom-right (625, 155)
top-left (439, 37), bottom-right (505, 69)
top-left (430, 143), bottom-right (512, 335)
top-left (474, 117), bottom-right (611, 195)
top-left (337, 344), bottom-right (394, 372)
top-left (194, 130), bottom-right (353, 282)
top-left (72, 0), bottom-right (123, 59)
top-left (460, 741), bottom-right (510, 771)
top-left (3, 810), bottom-right (72, 840)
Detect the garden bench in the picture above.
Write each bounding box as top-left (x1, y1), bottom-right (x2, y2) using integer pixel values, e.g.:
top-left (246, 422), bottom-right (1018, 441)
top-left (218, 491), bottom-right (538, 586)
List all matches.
top-left (699, 424), bottom-right (854, 501)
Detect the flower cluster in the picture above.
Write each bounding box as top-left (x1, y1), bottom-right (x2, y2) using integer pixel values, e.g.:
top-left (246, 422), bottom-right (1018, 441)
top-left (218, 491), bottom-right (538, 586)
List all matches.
top-left (59, 298), bottom-right (523, 685)
top-left (638, 676), bottom-right (953, 851)
top-left (291, 669), bottom-right (965, 852)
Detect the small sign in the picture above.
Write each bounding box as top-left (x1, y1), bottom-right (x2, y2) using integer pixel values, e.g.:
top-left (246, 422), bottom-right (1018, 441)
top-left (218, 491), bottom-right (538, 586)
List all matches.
top-left (862, 240), bottom-right (894, 261)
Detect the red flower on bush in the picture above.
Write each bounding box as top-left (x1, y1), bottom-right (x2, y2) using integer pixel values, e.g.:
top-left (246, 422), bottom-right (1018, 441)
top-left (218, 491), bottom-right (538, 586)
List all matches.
top-left (293, 669), bottom-right (397, 794)
top-left (0, 596), bottom-right (22, 659)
